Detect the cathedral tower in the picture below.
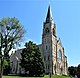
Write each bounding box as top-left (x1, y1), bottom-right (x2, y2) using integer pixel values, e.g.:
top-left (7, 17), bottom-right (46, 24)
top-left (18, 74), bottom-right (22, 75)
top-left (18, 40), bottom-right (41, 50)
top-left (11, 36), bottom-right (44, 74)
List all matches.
top-left (42, 5), bottom-right (57, 74)
top-left (42, 5), bottom-right (68, 75)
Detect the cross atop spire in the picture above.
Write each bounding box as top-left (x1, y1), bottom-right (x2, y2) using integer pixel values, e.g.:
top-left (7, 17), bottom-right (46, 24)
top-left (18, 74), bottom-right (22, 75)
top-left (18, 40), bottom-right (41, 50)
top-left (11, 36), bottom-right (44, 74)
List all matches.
top-left (46, 5), bottom-right (54, 23)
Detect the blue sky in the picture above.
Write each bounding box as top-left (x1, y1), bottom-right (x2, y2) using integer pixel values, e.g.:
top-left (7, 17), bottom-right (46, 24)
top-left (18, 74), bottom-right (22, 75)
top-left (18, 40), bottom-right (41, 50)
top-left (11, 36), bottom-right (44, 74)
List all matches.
top-left (0, 0), bottom-right (80, 66)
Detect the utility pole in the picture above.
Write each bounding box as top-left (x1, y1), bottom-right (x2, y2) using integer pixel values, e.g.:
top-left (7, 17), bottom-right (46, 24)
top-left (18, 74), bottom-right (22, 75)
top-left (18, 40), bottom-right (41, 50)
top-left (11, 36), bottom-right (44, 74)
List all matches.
top-left (49, 71), bottom-right (52, 78)
top-left (49, 45), bottom-right (52, 78)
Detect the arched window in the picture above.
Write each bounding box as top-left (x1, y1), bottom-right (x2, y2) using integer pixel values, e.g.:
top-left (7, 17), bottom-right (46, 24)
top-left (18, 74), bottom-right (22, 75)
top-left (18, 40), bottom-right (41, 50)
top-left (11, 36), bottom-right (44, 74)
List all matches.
top-left (53, 28), bottom-right (55, 34)
top-left (46, 45), bottom-right (47, 50)
top-left (48, 55), bottom-right (49, 60)
top-left (57, 50), bottom-right (62, 60)
top-left (45, 28), bottom-right (49, 34)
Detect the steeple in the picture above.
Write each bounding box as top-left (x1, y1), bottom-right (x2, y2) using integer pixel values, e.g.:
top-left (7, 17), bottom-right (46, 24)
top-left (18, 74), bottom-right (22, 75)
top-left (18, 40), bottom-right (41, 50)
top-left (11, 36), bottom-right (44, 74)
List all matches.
top-left (46, 5), bottom-right (54, 23)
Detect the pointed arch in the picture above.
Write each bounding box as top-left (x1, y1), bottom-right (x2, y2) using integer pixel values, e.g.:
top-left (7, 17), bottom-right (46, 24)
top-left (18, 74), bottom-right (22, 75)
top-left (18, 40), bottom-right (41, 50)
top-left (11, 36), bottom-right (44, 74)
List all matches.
top-left (57, 50), bottom-right (62, 60)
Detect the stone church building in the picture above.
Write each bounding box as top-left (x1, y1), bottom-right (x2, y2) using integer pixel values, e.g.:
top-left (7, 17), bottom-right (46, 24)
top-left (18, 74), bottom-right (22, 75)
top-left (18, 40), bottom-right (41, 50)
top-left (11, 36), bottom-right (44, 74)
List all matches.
top-left (10, 5), bottom-right (68, 75)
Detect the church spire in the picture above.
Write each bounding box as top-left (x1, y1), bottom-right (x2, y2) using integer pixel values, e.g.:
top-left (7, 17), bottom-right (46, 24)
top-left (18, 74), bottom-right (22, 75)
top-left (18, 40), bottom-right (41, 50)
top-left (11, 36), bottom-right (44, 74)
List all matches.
top-left (46, 5), bottom-right (54, 23)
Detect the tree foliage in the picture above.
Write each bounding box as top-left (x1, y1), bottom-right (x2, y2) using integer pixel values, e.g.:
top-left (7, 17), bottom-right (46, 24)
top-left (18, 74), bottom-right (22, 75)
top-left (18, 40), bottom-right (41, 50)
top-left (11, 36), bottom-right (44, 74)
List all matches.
top-left (20, 41), bottom-right (45, 76)
top-left (0, 17), bottom-right (25, 78)
top-left (77, 64), bottom-right (80, 77)
top-left (68, 66), bottom-right (76, 77)
top-left (68, 64), bottom-right (80, 77)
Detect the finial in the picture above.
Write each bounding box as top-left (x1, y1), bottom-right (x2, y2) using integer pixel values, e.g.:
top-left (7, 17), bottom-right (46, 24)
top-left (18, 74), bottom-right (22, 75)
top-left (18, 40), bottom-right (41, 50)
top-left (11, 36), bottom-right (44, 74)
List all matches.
top-left (48, 0), bottom-right (50, 6)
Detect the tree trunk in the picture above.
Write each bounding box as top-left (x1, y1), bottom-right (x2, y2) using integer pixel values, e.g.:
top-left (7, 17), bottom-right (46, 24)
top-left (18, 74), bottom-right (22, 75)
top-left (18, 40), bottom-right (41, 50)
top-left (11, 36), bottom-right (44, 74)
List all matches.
top-left (0, 56), bottom-right (4, 78)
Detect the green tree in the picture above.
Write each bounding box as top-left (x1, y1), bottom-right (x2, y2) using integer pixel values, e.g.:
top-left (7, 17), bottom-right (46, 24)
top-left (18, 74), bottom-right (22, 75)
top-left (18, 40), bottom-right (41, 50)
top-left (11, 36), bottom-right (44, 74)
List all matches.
top-left (0, 17), bottom-right (25, 78)
top-left (68, 66), bottom-right (78, 77)
top-left (0, 59), bottom-right (9, 75)
top-left (20, 41), bottom-right (45, 76)
top-left (77, 64), bottom-right (80, 77)
top-left (68, 66), bottom-right (75, 77)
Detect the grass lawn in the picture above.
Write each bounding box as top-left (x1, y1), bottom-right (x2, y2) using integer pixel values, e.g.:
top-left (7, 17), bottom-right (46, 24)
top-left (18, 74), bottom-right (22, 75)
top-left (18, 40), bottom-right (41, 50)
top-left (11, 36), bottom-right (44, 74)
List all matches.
top-left (44, 75), bottom-right (71, 78)
top-left (3, 76), bottom-right (43, 78)
top-left (3, 75), bottom-right (71, 78)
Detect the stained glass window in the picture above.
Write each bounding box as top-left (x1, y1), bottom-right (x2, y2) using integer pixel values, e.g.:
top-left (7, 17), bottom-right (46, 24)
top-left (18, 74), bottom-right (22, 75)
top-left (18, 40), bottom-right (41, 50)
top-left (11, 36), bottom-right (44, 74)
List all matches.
top-left (57, 50), bottom-right (62, 60)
